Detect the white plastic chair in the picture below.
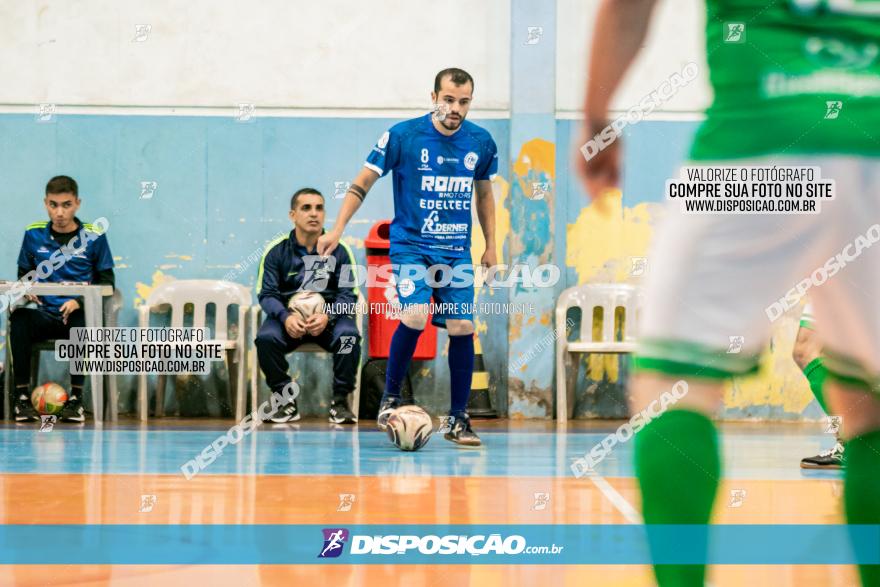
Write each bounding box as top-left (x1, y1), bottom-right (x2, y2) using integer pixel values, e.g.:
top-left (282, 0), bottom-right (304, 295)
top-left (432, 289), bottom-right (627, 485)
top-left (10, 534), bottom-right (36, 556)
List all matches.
top-left (137, 279), bottom-right (252, 422)
top-left (102, 289), bottom-right (124, 420)
top-left (249, 292), bottom-right (365, 419)
top-left (555, 283), bottom-right (642, 422)
top-left (3, 288), bottom-right (123, 422)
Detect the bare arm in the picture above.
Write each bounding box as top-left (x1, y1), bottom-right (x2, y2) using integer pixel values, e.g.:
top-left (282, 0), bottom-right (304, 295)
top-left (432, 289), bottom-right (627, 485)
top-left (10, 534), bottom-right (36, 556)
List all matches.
top-left (585, 0), bottom-right (659, 123)
top-left (576, 0), bottom-right (659, 199)
top-left (474, 179), bottom-right (497, 267)
top-left (317, 167), bottom-right (380, 256)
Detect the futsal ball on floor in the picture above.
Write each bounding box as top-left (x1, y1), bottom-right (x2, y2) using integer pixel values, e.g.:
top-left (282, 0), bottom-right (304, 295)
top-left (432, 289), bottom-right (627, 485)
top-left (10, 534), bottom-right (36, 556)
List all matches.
top-left (31, 382), bottom-right (68, 415)
top-left (287, 291), bottom-right (326, 319)
top-left (386, 405), bottom-right (433, 451)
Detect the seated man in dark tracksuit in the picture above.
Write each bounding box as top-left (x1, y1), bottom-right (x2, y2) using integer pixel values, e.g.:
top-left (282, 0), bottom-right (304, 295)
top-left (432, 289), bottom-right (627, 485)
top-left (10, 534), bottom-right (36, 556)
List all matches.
top-left (255, 187), bottom-right (361, 424)
top-left (10, 175), bottom-right (115, 422)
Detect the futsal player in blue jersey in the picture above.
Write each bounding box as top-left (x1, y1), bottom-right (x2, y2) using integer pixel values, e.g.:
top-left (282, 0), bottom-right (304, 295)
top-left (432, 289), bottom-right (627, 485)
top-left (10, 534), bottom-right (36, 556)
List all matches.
top-left (317, 68), bottom-right (498, 446)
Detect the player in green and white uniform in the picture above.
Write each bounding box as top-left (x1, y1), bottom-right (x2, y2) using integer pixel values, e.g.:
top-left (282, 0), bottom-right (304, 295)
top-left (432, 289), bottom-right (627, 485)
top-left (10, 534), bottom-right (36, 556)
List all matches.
top-left (794, 303), bottom-right (843, 468)
top-left (692, 0), bottom-right (880, 161)
top-left (578, 1), bottom-right (880, 585)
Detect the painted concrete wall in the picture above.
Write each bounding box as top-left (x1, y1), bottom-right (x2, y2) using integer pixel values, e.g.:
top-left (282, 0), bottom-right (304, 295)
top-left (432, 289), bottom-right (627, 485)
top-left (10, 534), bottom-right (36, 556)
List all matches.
top-left (0, 113), bottom-right (820, 421)
top-left (1, 0), bottom-right (510, 110)
top-left (0, 0), bottom-right (821, 420)
top-left (0, 113), bottom-right (510, 417)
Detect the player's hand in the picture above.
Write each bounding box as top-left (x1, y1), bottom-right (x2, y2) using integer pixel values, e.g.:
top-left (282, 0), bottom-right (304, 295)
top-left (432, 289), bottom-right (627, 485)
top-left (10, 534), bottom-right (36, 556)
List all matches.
top-left (59, 299), bottom-right (80, 324)
top-left (305, 313), bottom-right (329, 336)
top-left (317, 230), bottom-right (340, 257)
top-left (24, 294), bottom-right (42, 305)
top-left (575, 121), bottom-right (621, 201)
top-left (284, 313), bottom-right (307, 339)
top-left (480, 247), bottom-right (497, 270)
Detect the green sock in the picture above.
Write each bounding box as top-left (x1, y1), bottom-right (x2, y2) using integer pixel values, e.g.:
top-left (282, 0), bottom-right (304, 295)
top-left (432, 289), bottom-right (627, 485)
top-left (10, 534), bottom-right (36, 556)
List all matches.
top-left (634, 409), bottom-right (721, 587)
top-left (803, 357), bottom-right (829, 413)
top-left (844, 428), bottom-right (880, 586)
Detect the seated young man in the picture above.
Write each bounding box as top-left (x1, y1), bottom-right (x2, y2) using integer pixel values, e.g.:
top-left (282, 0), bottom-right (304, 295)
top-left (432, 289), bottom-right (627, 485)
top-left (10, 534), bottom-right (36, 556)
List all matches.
top-left (254, 187), bottom-right (360, 424)
top-left (10, 175), bottom-right (115, 422)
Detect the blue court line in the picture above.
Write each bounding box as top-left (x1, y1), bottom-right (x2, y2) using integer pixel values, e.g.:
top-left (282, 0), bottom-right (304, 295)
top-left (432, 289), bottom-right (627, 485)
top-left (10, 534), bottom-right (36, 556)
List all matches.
top-left (0, 428), bottom-right (841, 480)
top-left (0, 524), bottom-right (876, 564)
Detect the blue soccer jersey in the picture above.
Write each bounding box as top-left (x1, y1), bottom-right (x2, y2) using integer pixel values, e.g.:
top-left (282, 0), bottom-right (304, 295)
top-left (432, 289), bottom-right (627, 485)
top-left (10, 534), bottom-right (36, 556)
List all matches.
top-left (364, 113), bottom-right (498, 258)
top-left (16, 218), bottom-right (114, 314)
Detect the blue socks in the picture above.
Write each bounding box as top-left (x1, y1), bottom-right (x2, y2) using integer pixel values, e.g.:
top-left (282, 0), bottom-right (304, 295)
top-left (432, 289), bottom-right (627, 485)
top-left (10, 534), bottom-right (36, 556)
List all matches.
top-left (383, 322), bottom-right (423, 399)
top-left (448, 333), bottom-right (475, 416)
top-left (384, 325), bottom-right (474, 417)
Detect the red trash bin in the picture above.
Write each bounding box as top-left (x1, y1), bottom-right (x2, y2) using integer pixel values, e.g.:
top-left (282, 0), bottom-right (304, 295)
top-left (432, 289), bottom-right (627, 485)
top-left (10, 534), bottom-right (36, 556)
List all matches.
top-left (365, 220), bottom-right (437, 360)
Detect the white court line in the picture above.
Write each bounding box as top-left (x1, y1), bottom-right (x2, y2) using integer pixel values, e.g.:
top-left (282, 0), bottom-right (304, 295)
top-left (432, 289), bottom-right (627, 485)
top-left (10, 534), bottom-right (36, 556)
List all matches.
top-left (585, 472), bottom-right (719, 587)
top-left (586, 472), bottom-right (642, 525)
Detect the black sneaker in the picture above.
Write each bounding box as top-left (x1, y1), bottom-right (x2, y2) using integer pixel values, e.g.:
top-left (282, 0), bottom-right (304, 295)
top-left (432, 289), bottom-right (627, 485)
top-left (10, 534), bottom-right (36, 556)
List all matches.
top-left (13, 395), bottom-right (39, 422)
top-left (60, 395), bottom-right (86, 423)
top-left (444, 413), bottom-right (481, 447)
top-left (377, 396), bottom-right (403, 431)
top-left (268, 398), bottom-right (300, 424)
top-left (801, 442), bottom-right (845, 469)
top-left (329, 400), bottom-right (357, 424)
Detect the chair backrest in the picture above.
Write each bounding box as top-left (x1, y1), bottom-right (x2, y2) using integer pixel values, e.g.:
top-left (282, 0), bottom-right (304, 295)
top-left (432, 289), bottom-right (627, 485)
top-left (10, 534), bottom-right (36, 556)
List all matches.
top-left (555, 283), bottom-right (641, 344)
top-left (145, 279), bottom-right (252, 339)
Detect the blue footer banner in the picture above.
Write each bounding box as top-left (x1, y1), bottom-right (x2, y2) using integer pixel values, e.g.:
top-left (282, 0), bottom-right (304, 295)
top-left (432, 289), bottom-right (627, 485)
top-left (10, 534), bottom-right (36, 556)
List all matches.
top-left (0, 525), bottom-right (877, 564)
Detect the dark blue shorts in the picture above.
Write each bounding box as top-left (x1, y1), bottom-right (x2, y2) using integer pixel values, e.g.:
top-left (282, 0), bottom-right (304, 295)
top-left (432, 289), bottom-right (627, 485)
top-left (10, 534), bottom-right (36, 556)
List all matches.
top-left (389, 250), bottom-right (474, 329)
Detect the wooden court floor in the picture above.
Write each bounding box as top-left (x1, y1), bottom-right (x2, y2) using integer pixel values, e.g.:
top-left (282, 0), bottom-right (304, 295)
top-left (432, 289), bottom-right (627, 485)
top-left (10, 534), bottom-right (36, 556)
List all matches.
top-left (0, 419), bottom-right (858, 586)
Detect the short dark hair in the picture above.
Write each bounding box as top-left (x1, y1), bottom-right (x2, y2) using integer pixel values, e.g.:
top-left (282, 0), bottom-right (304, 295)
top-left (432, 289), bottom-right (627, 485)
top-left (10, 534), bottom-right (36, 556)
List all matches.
top-left (45, 175), bottom-right (78, 198)
top-left (290, 187), bottom-right (324, 210)
top-left (434, 68), bottom-right (474, 93)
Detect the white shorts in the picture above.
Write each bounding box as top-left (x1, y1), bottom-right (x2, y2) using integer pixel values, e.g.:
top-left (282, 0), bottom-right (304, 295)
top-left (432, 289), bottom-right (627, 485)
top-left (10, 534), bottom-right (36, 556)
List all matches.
top-left (636, 156), bottom-right (880, 388)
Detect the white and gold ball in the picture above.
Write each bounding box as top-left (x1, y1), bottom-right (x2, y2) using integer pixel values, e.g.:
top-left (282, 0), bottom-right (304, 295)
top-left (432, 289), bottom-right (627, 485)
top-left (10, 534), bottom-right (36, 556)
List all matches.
top-left (386, 405), bottom-right (433, 451)
top-left (287, 291), bottom-right (326, 319)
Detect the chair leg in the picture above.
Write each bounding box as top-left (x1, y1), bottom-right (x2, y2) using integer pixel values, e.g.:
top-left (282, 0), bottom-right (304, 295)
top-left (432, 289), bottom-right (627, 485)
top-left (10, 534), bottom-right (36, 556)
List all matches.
top-left (89, 373), bottom-right (102, 424)
top-left (137, 373), bottom-right (148, 422)
top-left (250, 348), bottom-right (258, 414)
top-left (556, 344), bottom-right (567, 422)
top-left (565, 352), bottom-right (579, 420)
top-left (224, 349), bottom-right (236, 419)
top-left (353, 358), bottom-right (362, 422)
top-left (250, 345), bottom-right (262, 416)
top-left (235, 348), bottom-right (247, 421)
top-left (29, 350), bottom-right (39, 391)
top-left (3, 332), bottom-right (11, 422)
top-left (228, 348), bottom-right (244, 422)
top-left (156, 374), bottom-right (167, 418)
top-left (108, 374), bottom-right (119, 422)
